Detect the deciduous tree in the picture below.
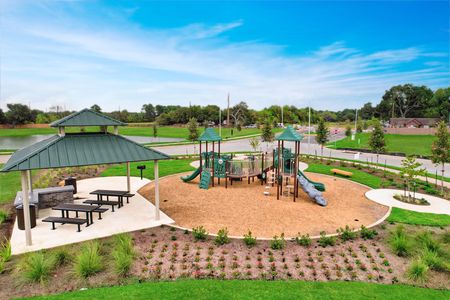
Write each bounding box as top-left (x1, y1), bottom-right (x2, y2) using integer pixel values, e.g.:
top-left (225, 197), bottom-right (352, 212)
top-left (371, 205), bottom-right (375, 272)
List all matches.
top-left (368, 121), bottom-right (386, 164)
top-left (315, 118), bottom-right (329, 157)
top-left (431, 121), bottom-right (449, 192)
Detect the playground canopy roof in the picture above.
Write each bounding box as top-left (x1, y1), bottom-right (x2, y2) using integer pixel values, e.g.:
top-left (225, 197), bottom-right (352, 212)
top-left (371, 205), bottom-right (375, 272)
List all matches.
top-left (198, 128), bottom-right (222, 142)
top-left (276, 125), bottom-right (303, 142)
top-left (50, 108), bottom-right (126, 127)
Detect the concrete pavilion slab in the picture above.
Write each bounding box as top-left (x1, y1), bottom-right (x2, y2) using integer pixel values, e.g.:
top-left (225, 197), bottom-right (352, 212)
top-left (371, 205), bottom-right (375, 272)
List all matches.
top-left (11, 176), bottom-right (174, 255)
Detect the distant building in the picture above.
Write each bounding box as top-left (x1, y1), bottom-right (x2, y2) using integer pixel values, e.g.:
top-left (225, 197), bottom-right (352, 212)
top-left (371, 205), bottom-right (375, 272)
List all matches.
top-left (389, 118), bottom-right (440, 128)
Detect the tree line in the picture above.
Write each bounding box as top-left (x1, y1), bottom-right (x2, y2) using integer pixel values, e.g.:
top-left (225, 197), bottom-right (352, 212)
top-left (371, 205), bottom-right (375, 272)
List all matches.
top-left (1, 84), bottom-right (448, 126)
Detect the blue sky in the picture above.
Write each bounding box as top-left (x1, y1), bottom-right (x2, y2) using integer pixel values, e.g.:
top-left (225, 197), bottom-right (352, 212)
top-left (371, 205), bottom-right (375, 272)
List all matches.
top-left (1, 0), bottom-right (449, 112)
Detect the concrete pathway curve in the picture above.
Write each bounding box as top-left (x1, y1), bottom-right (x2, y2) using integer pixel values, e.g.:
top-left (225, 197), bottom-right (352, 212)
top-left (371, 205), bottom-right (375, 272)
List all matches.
top-left (365, 189), bottom-right (450, 215)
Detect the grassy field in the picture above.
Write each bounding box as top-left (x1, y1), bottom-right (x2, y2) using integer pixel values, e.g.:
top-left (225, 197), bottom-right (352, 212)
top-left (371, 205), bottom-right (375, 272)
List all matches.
top-left (328, 133), bottom-right (436, 156)
top-left (387, 207), bottom-right (450, 227)
top-left (100, 159), bottom-right (195, 180)
top-left (305, 163), bottom-right (382, 189)
top-left (0, 126), bottom-right (278, 140)
top-left (28, 279), bottom-right (450, 300)
top-left (0, 165), bottom-right (21, 205)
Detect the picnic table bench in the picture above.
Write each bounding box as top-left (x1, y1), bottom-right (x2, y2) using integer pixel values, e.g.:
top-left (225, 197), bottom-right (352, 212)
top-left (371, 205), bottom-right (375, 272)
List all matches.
top-left (42, 203), bottom-right (100, 232)
top-left (90, 190), bottom-right (130, 208)
top-left (331, 168), bottom-right (353, 177)
top-left (83, 199), bottom-right (119, 212)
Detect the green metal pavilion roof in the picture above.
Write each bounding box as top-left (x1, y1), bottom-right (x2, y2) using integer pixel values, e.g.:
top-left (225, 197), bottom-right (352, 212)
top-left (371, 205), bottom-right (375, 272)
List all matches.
top-left (50, 108), bottom-right (126, 127)
top-left (1, 133), bottom-right (169, 172)
top-left (275, 125), bottom-right (303, 142)
top-left (198, 128), bottom-right (222, 142)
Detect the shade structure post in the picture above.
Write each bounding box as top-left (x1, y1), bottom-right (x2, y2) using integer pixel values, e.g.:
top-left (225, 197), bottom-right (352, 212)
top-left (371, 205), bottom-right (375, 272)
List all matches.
top-left (293, 141), bottom-right (298, 202)
top-left (21, 171), bottom-right (32, 246)
top-left (126, 162), bottom-right (131, 192)
top-left (27, 169), bottom-right (33, 194)
top-left (154, 160), bottom-right (160, 221)
top-left (113, 126), bottom-right (119, 135)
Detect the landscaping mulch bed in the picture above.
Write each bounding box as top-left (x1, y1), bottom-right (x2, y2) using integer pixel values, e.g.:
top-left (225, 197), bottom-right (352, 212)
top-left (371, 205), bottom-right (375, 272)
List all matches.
top-left (139, 173), bottom-right (388, 238)
top-left (131, 226), bottom-right (406, 284)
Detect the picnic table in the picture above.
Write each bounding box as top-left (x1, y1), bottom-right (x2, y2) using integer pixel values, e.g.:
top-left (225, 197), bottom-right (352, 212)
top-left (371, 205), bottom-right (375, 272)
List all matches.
top-left (90, 190), bottom-right (129, 208)
top-left (52, 203), bottom-right (100, 226)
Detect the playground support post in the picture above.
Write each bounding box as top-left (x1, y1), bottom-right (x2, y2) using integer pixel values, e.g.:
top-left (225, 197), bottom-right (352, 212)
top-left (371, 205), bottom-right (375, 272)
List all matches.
top-left (212, 141), bottom-right (215, 187)
top-left (199, 141), bottom-right (202, 173)
top-left (205, 141), bottom-right (209, 168)
top-left (218, 141), bottom-right (221, 185)
top-left (261, 152), bottom-right (265, 185)
top-left (277, 140), bottom-right (281, 200)
top-left (280, 141), bottom-right (284, 197)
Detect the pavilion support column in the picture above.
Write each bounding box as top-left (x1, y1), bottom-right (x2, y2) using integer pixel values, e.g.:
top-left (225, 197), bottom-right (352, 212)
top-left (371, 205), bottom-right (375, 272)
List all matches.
top-left (154, 160), bottom-right (160, 221)
top-left (21, 171), bottom-right (32, 246)
top-left (126, 162), bottom-right (131, 192)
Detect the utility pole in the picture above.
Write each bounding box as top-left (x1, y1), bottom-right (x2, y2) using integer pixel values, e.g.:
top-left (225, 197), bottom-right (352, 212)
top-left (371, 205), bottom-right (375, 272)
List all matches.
top-left (281, 105), bottom-right (284, 126)
top-left (219, 107), bottom-right (222, 137)
top-left (308, 105), bottom-right (311, 154)
top-left (354, 109), bottom-right (358, 131)
top-left (227, 93), bottom-right (230, 128)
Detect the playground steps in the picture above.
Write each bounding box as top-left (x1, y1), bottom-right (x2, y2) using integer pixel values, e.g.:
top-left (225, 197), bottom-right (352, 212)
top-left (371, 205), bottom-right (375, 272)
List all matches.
top-left (199, 170), bottom-right (211, 190)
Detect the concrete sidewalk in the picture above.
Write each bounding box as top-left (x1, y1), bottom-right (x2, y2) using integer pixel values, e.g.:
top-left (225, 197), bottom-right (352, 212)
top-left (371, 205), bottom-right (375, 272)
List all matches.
top-left (11, 176), bottom-right (174, 255)
top-left (365, 189), bottom-right (450, 215)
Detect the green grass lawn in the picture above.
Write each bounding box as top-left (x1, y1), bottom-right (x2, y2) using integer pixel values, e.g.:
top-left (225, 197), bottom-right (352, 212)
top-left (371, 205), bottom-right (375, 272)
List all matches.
top-left (100, 159), bottom-right (195, 180)
top-left (329, 133), bottom-right (436, 157)
top-left (0, 165), bottom-right (21, 205)
top-left (0, 126), bottom-right (280, 140)
top-left (305, 163), bottom-right (382, 189)
top-left (387, 207), bottom-right (450, 227)
top-left (26, 279), bottom-right (450, 300)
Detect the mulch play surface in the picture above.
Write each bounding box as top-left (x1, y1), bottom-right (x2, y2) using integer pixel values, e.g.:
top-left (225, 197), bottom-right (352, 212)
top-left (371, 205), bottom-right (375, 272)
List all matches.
top-left (139, 172), bottom-right (389, 238)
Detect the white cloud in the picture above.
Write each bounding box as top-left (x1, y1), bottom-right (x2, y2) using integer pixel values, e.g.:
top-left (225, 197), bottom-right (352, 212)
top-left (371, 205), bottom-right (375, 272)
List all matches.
top-left (0, 4), bottom-right (448, 112)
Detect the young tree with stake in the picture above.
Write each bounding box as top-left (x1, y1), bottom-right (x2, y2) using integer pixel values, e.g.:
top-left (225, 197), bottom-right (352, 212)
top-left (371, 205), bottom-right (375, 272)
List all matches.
top-left (315, 118), bottom-right (329, 158)
top-left (431, 121), bottom-right (449, 193)
top-left (369, 121), bottom-right (386, 164)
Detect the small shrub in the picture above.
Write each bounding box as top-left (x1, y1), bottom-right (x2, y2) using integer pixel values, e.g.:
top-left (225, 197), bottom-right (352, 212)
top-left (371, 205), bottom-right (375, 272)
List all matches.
top-left (295, 233), bottom-right (312, 247)
top-left (443, 231), bottom-right (450, 244)
top-left (0, 239), bottom-right (12, 262)
top-left (114, 233), bottom-right (136, 257)
top-left (75, 241), bottom-right (103, 278)
top-left (192, 226), bottom-right (208, 241)
top-left (407, 259), bottom-right (428, 283)
top-left (389, 226), bottom-right (411, 257)
top-left (21, 251), bottom-right (54, 284)
top-left (415, 231), bottom-right (440, 253)
top-left (360, 226), bottom-right (378, 240)
top-left (421, 249), bottom-right (446, 271)
top-left (337, 225), bottom-right (356, 241)
top-left (113, 250), bottom-right (134, 277)
top-left (0, 210), bottom-right (7, 225)
top-left (53, 248), bottom-right (71, 266)
top-left (215, 228), bottom-right (230, 245)
top-left (243, 231), bottom-right (257, 247)
top-left (318, 231), bottom-right (336, 247)
top-left (270, 233), bottom-right (286, 250)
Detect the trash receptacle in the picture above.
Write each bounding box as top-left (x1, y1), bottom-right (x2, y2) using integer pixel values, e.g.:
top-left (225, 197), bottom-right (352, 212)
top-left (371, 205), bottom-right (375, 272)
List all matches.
top-left (16, 204), bottom-right (37, 230)
top-left (65, 177), bottom-right (77, 194)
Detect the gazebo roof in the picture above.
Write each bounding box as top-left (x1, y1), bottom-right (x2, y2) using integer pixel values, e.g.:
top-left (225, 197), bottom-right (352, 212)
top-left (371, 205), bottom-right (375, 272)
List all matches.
top-left (50, 108), bottom-right (126, 127)
top-left (275, 125), bottom-right (303, 142)
top-left (1, 133), bottom-right (169, 172)
top-left (198, 128), bottom-right (221, 142)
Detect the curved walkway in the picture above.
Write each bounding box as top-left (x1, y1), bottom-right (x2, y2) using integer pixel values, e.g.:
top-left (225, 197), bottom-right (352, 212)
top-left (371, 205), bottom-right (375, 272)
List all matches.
top-left (365, 189), bottom-right (450, 215)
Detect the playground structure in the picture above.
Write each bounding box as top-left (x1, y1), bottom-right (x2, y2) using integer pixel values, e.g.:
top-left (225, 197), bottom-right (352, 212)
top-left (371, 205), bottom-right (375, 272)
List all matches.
top-left (181, 126), bottom-right (328, 206)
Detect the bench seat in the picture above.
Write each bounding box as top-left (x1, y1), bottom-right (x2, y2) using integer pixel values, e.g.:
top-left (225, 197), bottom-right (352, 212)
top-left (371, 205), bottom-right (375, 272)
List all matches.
top-left (42, 217), bottom-right (87, 232)
top-left (83, 200), bottom-right (119, 212)
top-left (123, 193), bottom-right (135, 204)
top-left (331, 168), bottom-right (353, 177)
top-left (93, 207), bottom-right (109, 219)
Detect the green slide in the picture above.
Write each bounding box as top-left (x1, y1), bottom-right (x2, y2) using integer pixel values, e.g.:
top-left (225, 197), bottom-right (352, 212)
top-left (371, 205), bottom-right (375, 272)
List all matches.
top-left (297, 170), bottom-right (326, 192)
top-left (181, 167), bottom-right (201, 182)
